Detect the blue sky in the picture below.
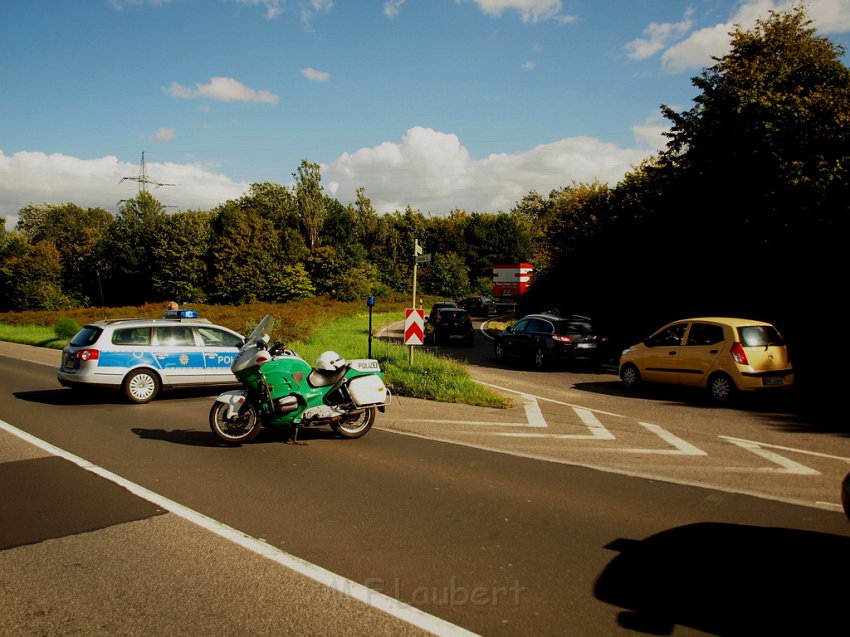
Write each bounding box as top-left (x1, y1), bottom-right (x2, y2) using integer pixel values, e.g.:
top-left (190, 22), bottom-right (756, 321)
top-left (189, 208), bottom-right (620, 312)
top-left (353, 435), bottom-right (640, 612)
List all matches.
top-left (2, 0), bottom-right (849, 229)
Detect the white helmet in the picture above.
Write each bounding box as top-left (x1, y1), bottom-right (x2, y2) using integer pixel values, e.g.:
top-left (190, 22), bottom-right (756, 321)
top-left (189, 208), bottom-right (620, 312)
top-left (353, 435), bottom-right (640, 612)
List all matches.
top-left (315, 351), bottom-right (345, 371)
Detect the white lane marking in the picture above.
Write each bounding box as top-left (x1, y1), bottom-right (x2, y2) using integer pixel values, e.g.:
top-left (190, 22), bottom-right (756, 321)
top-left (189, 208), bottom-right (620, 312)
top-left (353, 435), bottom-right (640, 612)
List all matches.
top-left (720, 436), bottom-right (821, 475)
top-left (720, 436), bottom-right (850, 463)
top-left (0, 353), bottom-right (58, 368)
top-left (0, 419), bottom-right (479, 637)
top-left (490, 407), bottom-right (615, 440)
top-left (522, 394), bottom-right (548, 428)
top-left (597, 422), bottom-right (707, 456)
top-left (478, 381), bottom-right (628, 419)
top-left (576, 408), bottom-right (616, 439)
top-left (395, 395), bottom-right (548, 428)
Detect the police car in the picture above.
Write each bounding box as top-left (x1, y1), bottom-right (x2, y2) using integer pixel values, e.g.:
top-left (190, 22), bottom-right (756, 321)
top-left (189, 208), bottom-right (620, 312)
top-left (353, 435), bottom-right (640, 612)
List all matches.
top-left (57, 309), bottom-right (245, 403)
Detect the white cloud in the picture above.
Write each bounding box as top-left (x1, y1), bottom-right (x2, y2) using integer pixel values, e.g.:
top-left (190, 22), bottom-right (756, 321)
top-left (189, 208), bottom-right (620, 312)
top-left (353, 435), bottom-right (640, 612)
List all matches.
top-left (384, 0), bottom-right (405, 18)
top-left (108, 0), bottom-right (172, 8)
top-left (1, 125), bottom-right (662, 230)
top-left (0, 151), bottom-right (249, 230)
top-left (153, 127), bottom-right (175, 142)
top-left (522, 60), bottom-right (535, 70)
top-left (232, 0), bottom-right (284, 20)
top-left (625, 13), bottom-right (694, 60)
top-left (631, 114), bottom-right (670, 151)
top-left (167, 77), bottom-right (279, 104)
top-left (301, 67), bottom-right (330, 82)
top-left (299, 0), bottom-right (333, 24)
top-left (641, 0), bottom-right (850, 74)
top-left (465, 0), bottom-right (576, 24)
top-left (323, 126), bottom-right (649, 214)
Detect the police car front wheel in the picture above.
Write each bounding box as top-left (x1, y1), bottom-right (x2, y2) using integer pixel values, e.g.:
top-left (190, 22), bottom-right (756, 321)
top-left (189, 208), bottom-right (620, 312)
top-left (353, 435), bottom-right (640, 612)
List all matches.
top-left (124, 369), bottom-right (160, 404)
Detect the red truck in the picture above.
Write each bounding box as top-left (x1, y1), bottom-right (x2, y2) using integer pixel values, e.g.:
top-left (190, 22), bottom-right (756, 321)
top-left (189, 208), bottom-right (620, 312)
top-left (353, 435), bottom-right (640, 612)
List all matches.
top-left (492, 263), bottom-right (533, 311)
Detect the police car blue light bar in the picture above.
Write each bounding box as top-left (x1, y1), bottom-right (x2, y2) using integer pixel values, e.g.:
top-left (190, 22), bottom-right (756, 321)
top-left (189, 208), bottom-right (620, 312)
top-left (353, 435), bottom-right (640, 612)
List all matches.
top-left (163, 309), bottom-right (198, 319)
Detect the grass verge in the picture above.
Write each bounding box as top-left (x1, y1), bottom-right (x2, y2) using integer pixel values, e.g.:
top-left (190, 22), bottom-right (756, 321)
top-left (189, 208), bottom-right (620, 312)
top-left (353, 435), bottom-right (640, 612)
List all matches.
top-left (286, 311), bottom-right (511, 409)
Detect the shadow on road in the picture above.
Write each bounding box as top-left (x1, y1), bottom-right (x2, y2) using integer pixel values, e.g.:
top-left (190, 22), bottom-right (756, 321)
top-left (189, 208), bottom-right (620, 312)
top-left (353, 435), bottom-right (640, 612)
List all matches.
top-left (595, 521), bottom-right (850, 635)
top-left (13, 387), bottom-right (228, 406)
top-left (130, 424), bottom-right (342, 447)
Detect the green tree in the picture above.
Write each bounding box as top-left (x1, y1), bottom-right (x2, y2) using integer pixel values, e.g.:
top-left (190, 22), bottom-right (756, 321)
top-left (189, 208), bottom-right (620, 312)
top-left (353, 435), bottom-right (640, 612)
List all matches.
top-left (0, 236), bottom-right (72, 310)
top-left (235, 182), bottom-right (307, 263)
top-left (371, 206), bottom-right (428, 292)
top-left (209, 205), bottom-right (284, 304)
top-left (15, 202), bottom-right (113, 304)
top-left (151, 210), bottom-right (215, 303)
top-left (102, 192), bottom-right (168, 305)
top-left (659, 5), bottom-right (850, 240)
top-left (278, 262), bottom-right (316, 301)
top-left (421, 252), bottom-right (470, 299)
top-left (540, 183), bottom-right (611, 272)
top-left (294, 160), bottom-right (326, 251)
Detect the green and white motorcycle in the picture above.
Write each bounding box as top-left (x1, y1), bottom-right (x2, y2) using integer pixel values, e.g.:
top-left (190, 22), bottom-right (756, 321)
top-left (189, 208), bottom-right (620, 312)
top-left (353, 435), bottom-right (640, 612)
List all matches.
top-left (209, 314), bottom-right (390, 445)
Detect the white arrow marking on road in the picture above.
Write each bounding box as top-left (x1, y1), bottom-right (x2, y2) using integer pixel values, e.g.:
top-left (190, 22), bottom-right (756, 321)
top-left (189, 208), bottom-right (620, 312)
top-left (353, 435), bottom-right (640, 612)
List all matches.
top-left (719, 436), bottom-right (821, 475)
top-left (401, 394), bottom-right (548, 428)
top-left (491, 407), bottom-right (615, 440)
top-left (522, 394), bottom-right (548, 427)
top-left (589, 422), bottom-right (707, 456)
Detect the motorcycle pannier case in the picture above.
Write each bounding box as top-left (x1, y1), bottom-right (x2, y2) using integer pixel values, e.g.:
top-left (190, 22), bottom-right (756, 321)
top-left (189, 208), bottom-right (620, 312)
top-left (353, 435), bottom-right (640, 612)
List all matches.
top-left (348, 375), bottom-right (387, 406)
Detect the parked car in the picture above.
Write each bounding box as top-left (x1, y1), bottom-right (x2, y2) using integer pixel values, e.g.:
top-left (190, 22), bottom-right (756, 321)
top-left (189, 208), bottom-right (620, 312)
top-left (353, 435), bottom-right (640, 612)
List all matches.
top-left (618, 317), bottom-right (794, 403)
top-left (458, 296), bottom-right (496, 317)
top-left (494, 313), bottom-right (608, 369)
top-left (424, 307), bottom-right (475, 346)
top-left (57, 309), bottom-right (245, 404)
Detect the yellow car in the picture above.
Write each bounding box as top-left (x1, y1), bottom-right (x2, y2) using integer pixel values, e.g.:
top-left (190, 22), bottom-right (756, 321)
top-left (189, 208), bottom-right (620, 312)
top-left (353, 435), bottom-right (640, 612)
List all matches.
top-left (618, 317), bottom-right (794, 403)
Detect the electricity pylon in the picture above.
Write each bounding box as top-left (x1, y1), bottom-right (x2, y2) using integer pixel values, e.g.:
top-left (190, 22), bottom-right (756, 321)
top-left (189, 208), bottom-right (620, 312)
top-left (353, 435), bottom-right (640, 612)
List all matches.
top-left (120, 151), bottom-right (175, 193)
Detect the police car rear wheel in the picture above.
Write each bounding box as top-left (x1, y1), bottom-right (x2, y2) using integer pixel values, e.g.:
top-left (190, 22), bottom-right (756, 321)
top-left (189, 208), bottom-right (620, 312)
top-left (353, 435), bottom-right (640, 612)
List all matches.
top-left (124, 369), bottom-right (160, 404)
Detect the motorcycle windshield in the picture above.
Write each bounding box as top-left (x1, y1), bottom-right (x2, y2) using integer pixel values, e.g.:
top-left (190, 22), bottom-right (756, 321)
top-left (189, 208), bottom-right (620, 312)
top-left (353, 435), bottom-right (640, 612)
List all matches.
top-left (245, 314), bottom-right (274, 348)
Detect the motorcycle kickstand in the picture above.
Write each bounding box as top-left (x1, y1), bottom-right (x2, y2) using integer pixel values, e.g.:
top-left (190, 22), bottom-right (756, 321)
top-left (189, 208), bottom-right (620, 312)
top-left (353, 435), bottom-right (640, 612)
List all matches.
top-left (287, 424), bottom-right (307, 445)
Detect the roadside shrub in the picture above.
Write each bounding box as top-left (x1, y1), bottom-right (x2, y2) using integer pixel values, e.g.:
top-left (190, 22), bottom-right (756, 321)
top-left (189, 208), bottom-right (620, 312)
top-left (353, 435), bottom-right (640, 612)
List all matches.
top-left (54, 317), bottom-right (80, 340)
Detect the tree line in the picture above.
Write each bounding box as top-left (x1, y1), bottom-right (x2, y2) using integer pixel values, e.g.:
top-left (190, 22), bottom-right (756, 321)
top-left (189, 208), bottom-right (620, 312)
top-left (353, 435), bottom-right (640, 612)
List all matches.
top-left (2, 7), bottom-right (847, 405)
top-left (0, 169), bottom-right (533, 311)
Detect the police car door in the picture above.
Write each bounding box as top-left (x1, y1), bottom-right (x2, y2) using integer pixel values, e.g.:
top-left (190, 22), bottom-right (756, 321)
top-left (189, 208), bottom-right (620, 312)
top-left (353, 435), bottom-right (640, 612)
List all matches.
top-left (152, 325), bottom-right (206, 385)
top-left (195, 325), bottom-right (242, 385)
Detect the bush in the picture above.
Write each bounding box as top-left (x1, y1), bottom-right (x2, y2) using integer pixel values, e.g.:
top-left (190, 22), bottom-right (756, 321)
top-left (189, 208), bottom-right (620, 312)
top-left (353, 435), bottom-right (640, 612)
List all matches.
top-left (54, 317), bottom-right (80, 341)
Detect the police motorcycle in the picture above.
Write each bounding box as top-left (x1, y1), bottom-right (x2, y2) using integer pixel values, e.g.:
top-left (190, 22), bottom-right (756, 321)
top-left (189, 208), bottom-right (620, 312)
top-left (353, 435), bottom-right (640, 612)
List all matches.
top-left (209, 314), bottom-right (390, 445)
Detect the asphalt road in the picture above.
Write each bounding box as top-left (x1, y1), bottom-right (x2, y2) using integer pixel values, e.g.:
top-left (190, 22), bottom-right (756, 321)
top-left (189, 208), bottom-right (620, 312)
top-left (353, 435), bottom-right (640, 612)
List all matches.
top-left (1, 337), bottom-right (849, 636)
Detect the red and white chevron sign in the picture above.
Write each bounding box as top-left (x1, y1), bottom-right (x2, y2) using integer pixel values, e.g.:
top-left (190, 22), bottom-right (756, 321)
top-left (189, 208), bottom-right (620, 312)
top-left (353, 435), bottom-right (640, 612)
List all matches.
top-left (404, 308), bottom-right (425, 346)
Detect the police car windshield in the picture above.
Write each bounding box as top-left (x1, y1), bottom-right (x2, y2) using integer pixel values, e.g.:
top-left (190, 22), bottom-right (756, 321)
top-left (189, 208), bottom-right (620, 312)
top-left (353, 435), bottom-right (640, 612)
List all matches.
top-left (246, 314), bottom-right (274, 345)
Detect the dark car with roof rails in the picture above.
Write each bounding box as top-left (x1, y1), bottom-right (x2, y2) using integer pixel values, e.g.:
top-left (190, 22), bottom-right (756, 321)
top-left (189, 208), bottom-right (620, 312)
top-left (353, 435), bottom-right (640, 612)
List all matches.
top-left (493, 312), bottom-right (609, 369)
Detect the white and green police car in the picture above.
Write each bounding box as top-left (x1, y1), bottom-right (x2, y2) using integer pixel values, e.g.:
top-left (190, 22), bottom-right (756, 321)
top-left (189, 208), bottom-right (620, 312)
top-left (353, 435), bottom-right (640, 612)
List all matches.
top-left (57, 309), bottom-right (245, 403)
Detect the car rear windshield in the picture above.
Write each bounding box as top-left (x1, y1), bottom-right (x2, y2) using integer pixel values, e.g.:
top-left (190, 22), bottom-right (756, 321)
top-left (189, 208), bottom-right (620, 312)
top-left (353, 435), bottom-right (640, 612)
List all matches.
top-left (70, 326), bottom-right (103, 347)
top-left (439, 310), bottom-right (470, 324)
top-left (554, 320), bottom-right (592, 335)
top-left (739, 325), bottom-right (784, 347)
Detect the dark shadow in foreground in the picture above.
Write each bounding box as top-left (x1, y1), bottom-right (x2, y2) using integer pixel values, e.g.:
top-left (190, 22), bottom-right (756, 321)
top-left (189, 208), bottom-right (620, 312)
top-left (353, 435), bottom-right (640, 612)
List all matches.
top-left (595, 522), bottom-right (850, 636)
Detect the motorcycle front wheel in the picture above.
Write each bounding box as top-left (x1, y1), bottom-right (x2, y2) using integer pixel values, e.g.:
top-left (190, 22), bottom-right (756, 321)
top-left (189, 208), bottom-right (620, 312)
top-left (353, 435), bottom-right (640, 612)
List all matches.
top-left (210, 400), bottom-right (262, 445)
top-left (331, 406), bottom-right (376, 439)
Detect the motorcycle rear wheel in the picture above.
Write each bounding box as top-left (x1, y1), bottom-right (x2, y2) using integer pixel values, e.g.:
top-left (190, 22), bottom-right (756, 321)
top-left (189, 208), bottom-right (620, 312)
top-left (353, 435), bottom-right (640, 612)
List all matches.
top-left (210, 400), bottom-right (262, 445)
top-left (331, 406), bottom-right (376, 439)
